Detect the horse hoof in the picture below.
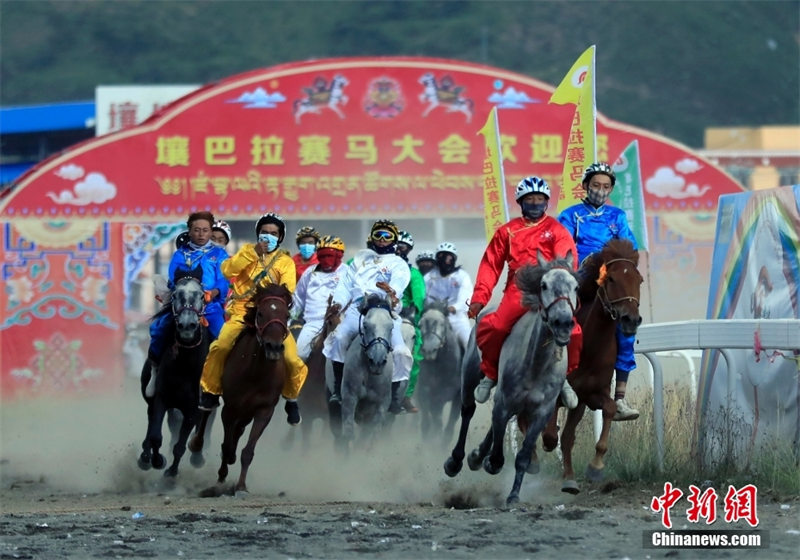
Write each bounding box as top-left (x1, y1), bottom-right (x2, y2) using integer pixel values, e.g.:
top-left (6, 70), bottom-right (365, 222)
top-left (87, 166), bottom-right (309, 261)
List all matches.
top-left (526, 459), bottom-right (540, 475)
top-left (137, 454), bottom-right (151, 471)
top-left (187, 437), bottom-right (203, 453)
top-left (190, 452), bottom-right (205, 468)
top-left (585, 464), bottom-right (604, 483)
top-left (164, 467), bottom-right (178, 478)
top-left (443, 457), bottom-right (462, 478)
top-left (561, 480), bottom-right (580, 494)
top-left (483, 456), bottom-right (503, 475)
top-left (467, 450), bottom-right (483, 471)
top-left (234, 489), bottom-right (250, 499)
top-left (152, 453), bottom-right (166, 470)
top-left (506, 494), bottom-right (520, 506)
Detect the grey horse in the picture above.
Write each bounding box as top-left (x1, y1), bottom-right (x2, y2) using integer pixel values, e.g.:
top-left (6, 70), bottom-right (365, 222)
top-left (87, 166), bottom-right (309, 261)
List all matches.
top-left (416, 298), bottom-right (463, 445)
top-left (444, 251), bottom-right (579, 505)
top-left (339, 293), bottom-right (396, 450)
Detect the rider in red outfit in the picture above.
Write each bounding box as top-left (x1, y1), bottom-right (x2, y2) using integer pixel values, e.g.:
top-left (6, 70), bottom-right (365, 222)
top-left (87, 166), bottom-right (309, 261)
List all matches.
top-left (468, 176), bottom-right (582, 405)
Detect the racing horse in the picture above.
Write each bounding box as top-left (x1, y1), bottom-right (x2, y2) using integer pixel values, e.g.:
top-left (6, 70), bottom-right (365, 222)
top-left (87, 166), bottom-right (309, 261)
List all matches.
top-left (444, 252), bottom-right (579, 505)
top-left (196, 283), bottom-right (292, 495)
top-left (338, 292), bottom-right (396, 451)
top-left (415, 298), bottom-right (463, 446)
top-left (138, 267), bottom-right (209, 477)
top-left (541, 239), bottom-right (643, 494)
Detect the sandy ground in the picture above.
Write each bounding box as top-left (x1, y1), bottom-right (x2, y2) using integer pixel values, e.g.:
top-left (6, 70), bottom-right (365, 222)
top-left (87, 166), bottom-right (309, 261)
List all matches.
top-left (1, 377), bottom-right (798, 559)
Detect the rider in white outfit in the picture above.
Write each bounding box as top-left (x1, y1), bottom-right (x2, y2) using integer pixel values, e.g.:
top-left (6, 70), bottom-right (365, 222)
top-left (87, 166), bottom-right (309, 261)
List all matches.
top-left (423, 241), bottom-right (474, 349)
top-left (292, 235), bottom-right (347, 361)
top-left (323, 220), bottom-right (413, 404)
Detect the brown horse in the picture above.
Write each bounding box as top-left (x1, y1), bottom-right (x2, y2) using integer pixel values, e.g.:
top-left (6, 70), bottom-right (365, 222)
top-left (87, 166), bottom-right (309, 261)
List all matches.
top-left (196, 283), bottom-right (292, 495)
top-left (541, 239), bottom-right (643, 494)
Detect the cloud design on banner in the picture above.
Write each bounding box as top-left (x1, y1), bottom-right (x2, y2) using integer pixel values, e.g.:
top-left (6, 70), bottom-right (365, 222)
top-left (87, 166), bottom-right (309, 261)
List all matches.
top-left (488, 87), bottom-right (541, 109)
top-left (675, 158), bottom-right (703, 174)
top-left (47, 172), bottom-right (117, 205)
top-left (227, 87), bottom-right (286, 108)
top-left (55, 164), bottom-right (85, 180)
top-left (646, 167), bottom-right (711, 199)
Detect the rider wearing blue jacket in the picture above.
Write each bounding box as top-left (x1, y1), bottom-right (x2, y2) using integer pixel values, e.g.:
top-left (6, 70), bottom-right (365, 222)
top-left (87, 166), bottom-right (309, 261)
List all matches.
top-left (148, 211), bottom-right (230, 369)
top-left (558, 162), bottom-right (640, 421)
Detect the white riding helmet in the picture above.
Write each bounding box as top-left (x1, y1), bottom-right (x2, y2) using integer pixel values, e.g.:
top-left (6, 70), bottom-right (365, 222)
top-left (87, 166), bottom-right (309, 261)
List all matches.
top-left (397, 230), bottom-right (414, 247)
top-left (514, 176), bottom-right (550, 202)
top-left (436, 241), bottom-right (458, 256)
top-left (415, 250), bottom-right (435, 263)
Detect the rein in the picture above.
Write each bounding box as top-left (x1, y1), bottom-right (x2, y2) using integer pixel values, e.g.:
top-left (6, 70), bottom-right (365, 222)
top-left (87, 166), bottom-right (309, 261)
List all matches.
top-left (597, 258), bottom-right (640, 320)
top-left (538, 266), bottom-right (579, 323)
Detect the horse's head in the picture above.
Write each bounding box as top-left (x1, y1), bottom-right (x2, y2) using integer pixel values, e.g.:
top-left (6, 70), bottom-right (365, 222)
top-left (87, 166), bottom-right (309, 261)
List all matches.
top-left (171, 270), bottom-right (206, 345)
top-left (418, 299), bottom-right (449, 360)
top-left (253, 284), bottom-right (292, 361)
top-left (517, 251), bottom-right (579, 346)
top-left (358, 293), bottom-right (394, 375)
top-left (596, 239), bottom-right (643, 335)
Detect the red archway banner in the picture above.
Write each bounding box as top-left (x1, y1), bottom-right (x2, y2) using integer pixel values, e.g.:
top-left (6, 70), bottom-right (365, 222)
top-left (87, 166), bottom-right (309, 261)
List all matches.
top-left (1, 56), bottom-right (743, 221)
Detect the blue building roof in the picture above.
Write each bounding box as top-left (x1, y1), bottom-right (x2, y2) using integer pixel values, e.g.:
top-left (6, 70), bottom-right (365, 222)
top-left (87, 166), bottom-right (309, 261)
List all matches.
top-left (0, 101), bottom-right (95, 134)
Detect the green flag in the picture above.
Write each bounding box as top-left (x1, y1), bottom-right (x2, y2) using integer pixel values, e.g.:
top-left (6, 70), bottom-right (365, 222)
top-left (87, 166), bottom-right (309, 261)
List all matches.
top-left (610, 140), bottom-right (649, 251)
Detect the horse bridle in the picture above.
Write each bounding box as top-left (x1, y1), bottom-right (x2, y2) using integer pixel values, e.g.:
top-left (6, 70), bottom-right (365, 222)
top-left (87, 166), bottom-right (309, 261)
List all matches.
top-left (171, 277), bottom-right (206, 348)
top-left (538, 266), bottom-right (578, 323)
top-left (358, 307), bottom-right (393, 354)
top-left (597, 258), bottom-right (640, 320)
top-left (254, 295), bottom-right (290, 342)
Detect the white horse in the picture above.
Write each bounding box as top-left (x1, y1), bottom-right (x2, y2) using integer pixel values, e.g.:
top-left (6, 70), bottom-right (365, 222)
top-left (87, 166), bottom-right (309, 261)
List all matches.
top-left (418, 72), bottom-right (473, 122)
top-left (293, 74), bottom-right (349, 123)
top-left (339, 293), bottom-right (395, 450)
top-left (444, 251), bottom-right (579, 505)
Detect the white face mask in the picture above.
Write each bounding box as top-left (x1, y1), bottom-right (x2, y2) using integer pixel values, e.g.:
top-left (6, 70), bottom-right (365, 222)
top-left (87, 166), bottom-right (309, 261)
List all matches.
top-left (258, 233), bottom-right (279, 252)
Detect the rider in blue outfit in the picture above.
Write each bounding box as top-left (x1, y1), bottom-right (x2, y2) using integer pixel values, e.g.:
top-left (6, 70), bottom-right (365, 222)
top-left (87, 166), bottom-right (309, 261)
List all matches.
top-left (558, 162), bottom-right (640, 421)
top-left (148, 211), bottom-right (230, 369)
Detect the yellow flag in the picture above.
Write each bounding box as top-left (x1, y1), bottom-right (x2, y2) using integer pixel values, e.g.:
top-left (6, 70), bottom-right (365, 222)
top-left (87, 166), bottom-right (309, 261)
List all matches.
top-left (550, 46), bottom-right (597, 212)
top-left (477, 106), bottom-right (509, 241)
top-left (549, 45), bottom-right (595, 106)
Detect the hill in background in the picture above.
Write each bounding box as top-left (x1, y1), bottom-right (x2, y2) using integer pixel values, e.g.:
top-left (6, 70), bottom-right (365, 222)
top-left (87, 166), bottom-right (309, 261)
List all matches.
top-left (1, 0), bottom-right (797, 147)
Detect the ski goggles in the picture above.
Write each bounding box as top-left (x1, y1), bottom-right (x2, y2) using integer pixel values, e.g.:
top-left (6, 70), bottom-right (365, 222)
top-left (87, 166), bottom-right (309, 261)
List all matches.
top-left (371, 230), bottom-right (395, 241)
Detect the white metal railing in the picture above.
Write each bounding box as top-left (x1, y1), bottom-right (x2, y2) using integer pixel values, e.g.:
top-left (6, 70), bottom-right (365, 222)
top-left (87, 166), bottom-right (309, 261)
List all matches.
top-left (632, 319), bottom-right (800, 471)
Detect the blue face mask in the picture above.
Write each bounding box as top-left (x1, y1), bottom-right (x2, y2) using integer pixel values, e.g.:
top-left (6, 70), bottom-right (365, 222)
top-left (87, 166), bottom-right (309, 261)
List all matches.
top-left (521, 201), bottom-right (548, 220)
top-left (258, 233), bottom-right (279, 252)
top-left (298, 243), bottom-right (316, 259)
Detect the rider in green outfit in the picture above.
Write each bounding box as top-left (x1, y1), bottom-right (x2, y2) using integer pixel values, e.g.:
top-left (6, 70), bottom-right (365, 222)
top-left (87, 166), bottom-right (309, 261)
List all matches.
top-left (394, 230), bottom-right (426, 414)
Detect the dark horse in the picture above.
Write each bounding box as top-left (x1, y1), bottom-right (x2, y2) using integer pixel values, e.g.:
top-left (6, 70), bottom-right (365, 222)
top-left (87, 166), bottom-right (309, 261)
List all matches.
top-left (444, 252), bottom-right (579, 504)
top-left (416, 298), bottom-right (463, 446)
top-left (541, 239), bottom-right (643, 494)
top-left (286, 295), bottom-right (342, 448)
top-left (138, 267), bottom-right (209, 477)
top-left (194, 283), bottom-right (292, 495)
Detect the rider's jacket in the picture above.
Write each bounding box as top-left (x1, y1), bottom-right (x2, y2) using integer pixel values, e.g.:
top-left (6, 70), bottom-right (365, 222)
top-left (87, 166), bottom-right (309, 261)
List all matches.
top-left (557, 201), bottom-right (638, 263)
top-left (292, 262), bottom-right (347, 324)
top-left (331, 249), bottom-right (410, 313)
top-left (424, 267), bottom-right (473, 314)
top-left (167, 243), bottom-right (229, 306)
top-left (223, 244), bottom-right (296, 318)
top-left (402, 265), bottom-right (426, 322)
top-left (472, 215), bottom-right (577, 306)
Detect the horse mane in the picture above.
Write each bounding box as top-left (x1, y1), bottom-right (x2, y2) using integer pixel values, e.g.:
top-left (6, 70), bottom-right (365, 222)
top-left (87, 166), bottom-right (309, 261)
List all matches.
top-left (578, 239), bottom-right (639, 302)
top-left (516, 256), bottom-right (577, 310)
top-left (360, 292), bottom-right (392, 314)
top-left (423, 298), bottom-right (450, 316)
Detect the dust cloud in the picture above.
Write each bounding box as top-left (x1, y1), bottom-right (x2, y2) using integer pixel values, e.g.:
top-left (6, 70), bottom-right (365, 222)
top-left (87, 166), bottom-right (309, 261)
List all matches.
top-left (0, 375), bottom-right (538, 507)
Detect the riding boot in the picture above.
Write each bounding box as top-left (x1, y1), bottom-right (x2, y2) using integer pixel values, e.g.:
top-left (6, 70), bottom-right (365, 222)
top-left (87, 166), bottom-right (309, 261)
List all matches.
top-left (389, 381), bottom-right (404, 415)
top-left (330, 361), bottom-right (344, 403)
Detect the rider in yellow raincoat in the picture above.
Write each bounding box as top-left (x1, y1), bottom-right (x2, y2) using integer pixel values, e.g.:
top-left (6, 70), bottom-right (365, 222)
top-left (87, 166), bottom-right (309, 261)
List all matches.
top-left (199, 212), bottom-right (308, 425)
